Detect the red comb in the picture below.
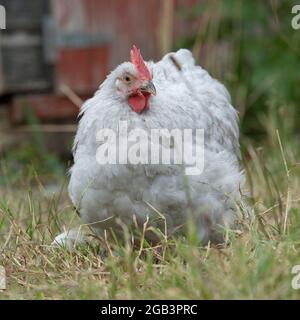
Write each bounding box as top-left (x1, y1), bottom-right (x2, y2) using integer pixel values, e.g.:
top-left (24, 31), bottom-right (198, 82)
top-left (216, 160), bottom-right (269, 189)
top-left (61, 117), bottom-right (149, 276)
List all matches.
top-left (130, 45), bottom-right (152, 80)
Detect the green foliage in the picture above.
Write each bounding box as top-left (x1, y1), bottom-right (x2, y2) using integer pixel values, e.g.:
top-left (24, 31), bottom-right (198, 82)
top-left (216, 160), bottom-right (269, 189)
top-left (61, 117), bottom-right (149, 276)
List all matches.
top-left (0, 144), bottom-right (64, 186)
top-left (177, 0), bottom-right (300, 140)
top-left (0, 102), bottom-right (64, 185)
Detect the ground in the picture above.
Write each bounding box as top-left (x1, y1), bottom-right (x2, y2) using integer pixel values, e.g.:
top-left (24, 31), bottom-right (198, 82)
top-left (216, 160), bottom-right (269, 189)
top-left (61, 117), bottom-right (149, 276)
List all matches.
top-left (0, 132), bottom-right (300, 300)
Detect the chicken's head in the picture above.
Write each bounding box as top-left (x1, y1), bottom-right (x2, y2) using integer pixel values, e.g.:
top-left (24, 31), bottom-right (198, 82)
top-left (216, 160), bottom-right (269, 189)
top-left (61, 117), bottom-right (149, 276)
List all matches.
top-left (115, 46), bottom-right (156, 113)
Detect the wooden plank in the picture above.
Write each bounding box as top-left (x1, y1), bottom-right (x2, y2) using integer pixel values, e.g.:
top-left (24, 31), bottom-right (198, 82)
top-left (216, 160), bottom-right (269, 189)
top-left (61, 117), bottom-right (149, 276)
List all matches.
top-left (10, 94), bottom-right (85, 124)
top-left (15, 124), bottom-right (77, 133)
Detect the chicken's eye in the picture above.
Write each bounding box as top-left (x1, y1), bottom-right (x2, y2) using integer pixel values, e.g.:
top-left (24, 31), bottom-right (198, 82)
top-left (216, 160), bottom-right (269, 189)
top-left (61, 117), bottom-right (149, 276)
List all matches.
top-left (124, 76), bottom-right (131, 82)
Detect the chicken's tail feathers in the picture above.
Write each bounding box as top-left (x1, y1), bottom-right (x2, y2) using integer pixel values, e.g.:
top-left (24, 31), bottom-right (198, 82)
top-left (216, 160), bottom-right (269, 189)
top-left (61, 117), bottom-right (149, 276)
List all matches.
top-left (161, 48), bottom-right (196, 69)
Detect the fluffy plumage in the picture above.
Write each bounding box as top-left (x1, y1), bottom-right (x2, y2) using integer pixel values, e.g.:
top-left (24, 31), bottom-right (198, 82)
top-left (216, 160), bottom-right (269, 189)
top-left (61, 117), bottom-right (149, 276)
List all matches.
top-left (55, 47), bottom-right (246, 247)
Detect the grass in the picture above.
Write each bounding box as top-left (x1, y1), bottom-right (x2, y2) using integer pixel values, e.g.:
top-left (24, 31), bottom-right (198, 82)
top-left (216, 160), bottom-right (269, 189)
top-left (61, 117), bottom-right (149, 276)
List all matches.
top-left (0, 129), bottom-right (300, 300)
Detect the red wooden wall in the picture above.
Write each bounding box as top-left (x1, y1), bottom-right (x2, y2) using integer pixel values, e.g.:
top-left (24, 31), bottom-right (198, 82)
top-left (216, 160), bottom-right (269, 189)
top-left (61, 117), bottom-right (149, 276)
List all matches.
top-left (51, 0), bottom-right (200, 67)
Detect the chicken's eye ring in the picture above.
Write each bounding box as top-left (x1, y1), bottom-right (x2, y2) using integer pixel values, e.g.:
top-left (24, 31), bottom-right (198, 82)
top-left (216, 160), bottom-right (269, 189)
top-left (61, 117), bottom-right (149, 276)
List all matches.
top-left (124, 76), bottom-right (131, 82)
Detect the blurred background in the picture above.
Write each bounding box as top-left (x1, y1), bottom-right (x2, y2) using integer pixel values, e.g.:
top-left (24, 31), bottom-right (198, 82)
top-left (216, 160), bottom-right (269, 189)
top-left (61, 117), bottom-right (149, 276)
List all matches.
top-left (0, 0), bottom-right (299, 183)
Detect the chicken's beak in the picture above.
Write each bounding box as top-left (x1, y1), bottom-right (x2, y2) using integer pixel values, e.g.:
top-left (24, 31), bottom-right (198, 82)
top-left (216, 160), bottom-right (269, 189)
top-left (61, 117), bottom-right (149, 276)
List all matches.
top-left (140, 81), bottom-right (156, 96)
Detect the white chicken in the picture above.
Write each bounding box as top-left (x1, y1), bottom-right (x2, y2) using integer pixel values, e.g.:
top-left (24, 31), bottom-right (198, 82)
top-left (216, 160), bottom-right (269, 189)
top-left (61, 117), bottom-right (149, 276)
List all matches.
top-left (54, 46), bottom-right (245, 247)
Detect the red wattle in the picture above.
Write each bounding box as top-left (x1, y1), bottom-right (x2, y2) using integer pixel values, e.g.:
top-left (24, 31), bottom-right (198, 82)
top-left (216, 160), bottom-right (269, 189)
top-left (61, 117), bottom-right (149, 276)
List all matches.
top-left (128, 92), bottom-right (150, 113)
